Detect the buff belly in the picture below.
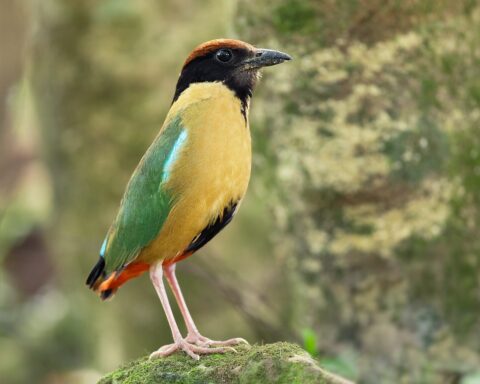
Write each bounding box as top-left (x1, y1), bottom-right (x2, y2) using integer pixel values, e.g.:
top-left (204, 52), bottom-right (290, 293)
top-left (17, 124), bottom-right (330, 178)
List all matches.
top-left (138, 82), bottom-right (252, 264)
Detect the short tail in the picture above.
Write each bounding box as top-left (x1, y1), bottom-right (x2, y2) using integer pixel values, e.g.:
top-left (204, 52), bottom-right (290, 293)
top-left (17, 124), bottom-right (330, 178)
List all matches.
top-left (86, 257), bottom-right (149, 300)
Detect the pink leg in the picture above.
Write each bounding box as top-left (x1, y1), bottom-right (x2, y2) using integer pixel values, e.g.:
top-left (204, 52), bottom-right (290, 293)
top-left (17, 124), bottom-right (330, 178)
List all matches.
top-left (149, 262), bottom-right (235, 360)
top-left (163, 263), bottom-right (248, 347)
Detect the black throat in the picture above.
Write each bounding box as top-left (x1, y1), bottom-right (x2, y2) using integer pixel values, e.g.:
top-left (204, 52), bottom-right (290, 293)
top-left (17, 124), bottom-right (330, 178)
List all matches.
top-left (172, 54), bottom-right (258, 122)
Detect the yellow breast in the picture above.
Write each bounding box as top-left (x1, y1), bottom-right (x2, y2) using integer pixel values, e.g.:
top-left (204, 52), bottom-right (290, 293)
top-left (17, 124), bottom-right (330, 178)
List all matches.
top-left (139, 82), bottom-right (251, 263)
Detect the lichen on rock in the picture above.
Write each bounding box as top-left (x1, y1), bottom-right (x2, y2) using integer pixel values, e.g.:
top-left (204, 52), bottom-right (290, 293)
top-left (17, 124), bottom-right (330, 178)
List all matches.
top-left (98, 342), bottom-right (352, 384)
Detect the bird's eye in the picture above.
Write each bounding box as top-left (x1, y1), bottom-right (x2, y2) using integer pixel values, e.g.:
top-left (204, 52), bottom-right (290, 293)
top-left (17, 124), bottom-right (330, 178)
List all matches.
top-left (215, 49), bottom-right (233, 63)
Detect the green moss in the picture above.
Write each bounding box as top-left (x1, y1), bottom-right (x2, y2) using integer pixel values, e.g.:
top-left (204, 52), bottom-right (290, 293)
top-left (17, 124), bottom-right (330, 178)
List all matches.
top-left (98, 342), bottom-right (350, 384)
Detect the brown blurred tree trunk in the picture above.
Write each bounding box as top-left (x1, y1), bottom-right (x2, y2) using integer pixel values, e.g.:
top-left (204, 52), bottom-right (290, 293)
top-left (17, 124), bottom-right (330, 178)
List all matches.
top-left (29, 0), bottom-right (234, 373)
top-left (0, 0), bottom-right (28, 194)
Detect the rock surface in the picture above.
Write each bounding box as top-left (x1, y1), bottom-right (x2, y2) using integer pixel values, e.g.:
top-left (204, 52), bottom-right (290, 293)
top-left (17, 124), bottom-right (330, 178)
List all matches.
top-left (98, 342), bottom-right (353, 384)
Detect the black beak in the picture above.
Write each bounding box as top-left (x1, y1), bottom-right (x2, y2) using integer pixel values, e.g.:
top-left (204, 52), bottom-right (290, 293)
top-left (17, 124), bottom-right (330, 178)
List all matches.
top-left (242, 48), bottom-right (292, 70)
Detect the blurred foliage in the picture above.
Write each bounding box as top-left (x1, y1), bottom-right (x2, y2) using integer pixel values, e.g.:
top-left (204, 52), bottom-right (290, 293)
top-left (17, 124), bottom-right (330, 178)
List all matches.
top-left (302, 327), bottom-right (318, 357)
top-left (1, 0), bottom-right (480, 383)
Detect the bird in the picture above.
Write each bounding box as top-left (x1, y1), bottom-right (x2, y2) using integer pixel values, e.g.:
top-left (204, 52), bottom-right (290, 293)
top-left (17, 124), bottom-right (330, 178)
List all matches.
top-left (86, 38), bottom-right (291, 360)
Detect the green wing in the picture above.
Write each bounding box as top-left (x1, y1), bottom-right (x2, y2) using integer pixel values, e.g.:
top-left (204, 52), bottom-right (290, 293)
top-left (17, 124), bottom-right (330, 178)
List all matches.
top-left (101, 115), bottom-right (187, 273)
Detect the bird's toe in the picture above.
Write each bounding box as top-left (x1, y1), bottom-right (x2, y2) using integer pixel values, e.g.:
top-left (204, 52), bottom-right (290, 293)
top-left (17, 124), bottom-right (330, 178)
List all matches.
top-left (149, 343), bottom-right (178, 359)
top-left (149, 337), bottom-right (239, 360)
top-left (186, 333), bottom-right (249, 348)
top-left (213, 337), bottom-right (249, 347)
top-left (189, 344), bottom-right (237, 354)
top-left (179, 342), bottom-right (201, 360)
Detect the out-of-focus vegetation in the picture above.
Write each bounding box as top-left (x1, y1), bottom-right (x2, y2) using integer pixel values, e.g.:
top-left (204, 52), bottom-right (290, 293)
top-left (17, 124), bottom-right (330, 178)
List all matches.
top-left (1, 0), bottom-right (480, 383)
top-left (238, 0), bottom-right (480, 382)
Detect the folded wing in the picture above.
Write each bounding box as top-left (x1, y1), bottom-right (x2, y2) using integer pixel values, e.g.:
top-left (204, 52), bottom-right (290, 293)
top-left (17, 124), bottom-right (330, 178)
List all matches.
top-left (102, 115), bottom-right (187, 274)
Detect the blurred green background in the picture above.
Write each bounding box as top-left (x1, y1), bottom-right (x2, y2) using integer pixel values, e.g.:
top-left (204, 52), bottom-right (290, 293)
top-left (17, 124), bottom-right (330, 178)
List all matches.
top-left (1, 0), bottom-right (480, 383)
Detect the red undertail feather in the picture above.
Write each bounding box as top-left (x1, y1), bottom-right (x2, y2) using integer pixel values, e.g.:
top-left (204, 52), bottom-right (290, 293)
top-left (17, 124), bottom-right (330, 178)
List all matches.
top-left (86, 258), bottom-right (150, 300)
top-left (86, 250), bottom-right (195, 300)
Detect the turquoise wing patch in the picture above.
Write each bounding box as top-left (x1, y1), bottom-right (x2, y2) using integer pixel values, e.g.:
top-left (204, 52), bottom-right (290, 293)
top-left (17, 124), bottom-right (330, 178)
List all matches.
top-left (101, 115), bottom-right (187, 273)
top-left (163, 130), bottom-right (188, 182)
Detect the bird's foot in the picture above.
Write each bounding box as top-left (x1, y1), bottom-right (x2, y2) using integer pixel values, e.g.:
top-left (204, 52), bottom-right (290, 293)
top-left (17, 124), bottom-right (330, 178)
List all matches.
top-left (149, 338), bottom-right (237, 361)
top-left (185, 333), bottom-right (249, 348)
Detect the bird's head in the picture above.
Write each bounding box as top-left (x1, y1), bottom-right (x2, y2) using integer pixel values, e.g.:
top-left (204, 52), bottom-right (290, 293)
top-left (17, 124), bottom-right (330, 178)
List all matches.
top-left (173, 39), bottom-right (291, 106)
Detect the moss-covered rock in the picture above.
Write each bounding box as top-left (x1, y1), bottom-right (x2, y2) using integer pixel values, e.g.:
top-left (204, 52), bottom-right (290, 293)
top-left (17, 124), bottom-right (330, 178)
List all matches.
top-left (98, 342), bottom-right (352, 384)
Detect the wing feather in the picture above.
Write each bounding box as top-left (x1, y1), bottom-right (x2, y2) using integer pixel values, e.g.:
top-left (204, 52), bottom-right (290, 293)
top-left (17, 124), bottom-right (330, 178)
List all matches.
top-left (102, 115), bottom-right (187, 273)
